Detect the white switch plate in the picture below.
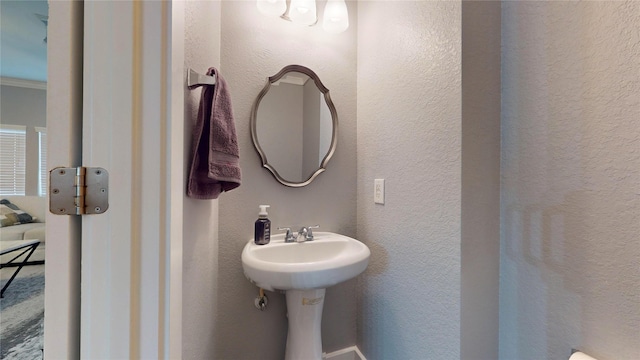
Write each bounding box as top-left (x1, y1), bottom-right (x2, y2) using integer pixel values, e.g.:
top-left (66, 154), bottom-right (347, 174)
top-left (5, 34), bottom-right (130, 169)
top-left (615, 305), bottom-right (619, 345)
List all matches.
top-left (374, 179), bottom-right (385, 204)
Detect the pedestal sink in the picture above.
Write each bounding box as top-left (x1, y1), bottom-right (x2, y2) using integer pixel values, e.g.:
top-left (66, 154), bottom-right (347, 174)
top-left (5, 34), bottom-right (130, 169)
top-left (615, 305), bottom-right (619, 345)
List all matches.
top-left (242, 232), bottom-right (370, 360)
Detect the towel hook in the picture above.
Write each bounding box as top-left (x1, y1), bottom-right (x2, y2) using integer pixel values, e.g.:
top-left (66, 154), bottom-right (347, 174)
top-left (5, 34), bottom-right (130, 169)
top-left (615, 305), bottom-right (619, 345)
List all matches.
top-left (187, 68), bottom-right (216, 89)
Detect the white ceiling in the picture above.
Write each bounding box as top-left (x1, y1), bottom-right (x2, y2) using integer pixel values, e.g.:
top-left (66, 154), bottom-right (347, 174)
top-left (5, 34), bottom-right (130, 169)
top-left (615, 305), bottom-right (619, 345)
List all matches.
top-left (0, 0), bottom-right (48, 82)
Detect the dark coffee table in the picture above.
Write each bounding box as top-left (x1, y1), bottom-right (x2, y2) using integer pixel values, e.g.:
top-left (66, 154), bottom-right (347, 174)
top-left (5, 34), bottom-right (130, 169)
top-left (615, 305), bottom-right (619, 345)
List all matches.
top-left (1, 239), bottom-right (43, 297)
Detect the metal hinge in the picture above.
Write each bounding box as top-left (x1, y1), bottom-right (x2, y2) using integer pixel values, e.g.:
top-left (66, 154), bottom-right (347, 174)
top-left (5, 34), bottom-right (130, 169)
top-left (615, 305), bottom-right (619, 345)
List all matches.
top-left (49, 167), bottom-right (109, 215)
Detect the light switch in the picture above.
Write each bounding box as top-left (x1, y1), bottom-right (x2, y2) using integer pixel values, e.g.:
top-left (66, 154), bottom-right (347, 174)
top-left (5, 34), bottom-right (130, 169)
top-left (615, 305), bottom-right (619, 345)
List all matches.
top-left (374, 179), bottom-right (385, 204)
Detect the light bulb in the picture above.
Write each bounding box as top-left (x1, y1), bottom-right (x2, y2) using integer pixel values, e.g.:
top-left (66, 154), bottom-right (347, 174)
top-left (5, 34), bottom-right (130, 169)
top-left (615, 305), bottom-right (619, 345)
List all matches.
top-left (256, 0), bottom-right (287, 17)
top-left (322, 0), bottom-right (349, 34)
top-left (289, 0), bottom-right (317, 26)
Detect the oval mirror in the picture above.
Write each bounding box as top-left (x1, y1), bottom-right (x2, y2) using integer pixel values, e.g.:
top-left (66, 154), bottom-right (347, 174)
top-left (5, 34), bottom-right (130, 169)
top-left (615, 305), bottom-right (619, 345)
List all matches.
top-left (251, 65), bottom-right (338, 187)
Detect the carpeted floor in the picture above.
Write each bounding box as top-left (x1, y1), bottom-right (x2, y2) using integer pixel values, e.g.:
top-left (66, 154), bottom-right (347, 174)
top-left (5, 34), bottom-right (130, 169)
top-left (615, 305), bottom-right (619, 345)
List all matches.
top-left (0, 265), bottom-right (44, 360)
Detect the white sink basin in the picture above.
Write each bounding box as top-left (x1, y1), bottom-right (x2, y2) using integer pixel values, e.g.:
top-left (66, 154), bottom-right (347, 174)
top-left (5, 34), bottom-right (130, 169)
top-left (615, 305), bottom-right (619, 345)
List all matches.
top-left (241, 232), bottom-right (370, 291)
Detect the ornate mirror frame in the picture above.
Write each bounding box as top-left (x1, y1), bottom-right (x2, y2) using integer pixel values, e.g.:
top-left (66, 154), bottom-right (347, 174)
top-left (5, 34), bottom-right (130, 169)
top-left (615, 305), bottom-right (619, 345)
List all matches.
top-left (250, 65), bottom-right (338, 187)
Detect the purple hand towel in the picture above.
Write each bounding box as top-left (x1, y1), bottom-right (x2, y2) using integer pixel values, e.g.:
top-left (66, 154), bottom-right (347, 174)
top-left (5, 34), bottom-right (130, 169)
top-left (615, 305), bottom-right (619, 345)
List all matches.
top-left (187, 67), bottom-right (241, 199)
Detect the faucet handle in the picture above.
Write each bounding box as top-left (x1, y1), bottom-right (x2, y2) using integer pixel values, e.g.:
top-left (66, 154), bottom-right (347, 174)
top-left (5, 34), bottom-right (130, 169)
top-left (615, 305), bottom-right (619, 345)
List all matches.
top-left (277, 227), bottom-right (296, 242)
top-left (304, 225), bottom-right (319, 241)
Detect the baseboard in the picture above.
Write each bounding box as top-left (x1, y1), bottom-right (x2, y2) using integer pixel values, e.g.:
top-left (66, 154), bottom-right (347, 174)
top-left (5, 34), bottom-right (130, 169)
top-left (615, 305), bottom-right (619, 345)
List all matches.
top-left (323, 346), bottom-right (366, 360)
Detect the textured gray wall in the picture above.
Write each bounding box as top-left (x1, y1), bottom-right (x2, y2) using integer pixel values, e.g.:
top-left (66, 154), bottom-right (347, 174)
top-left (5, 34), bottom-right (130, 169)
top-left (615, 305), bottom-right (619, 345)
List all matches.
top-left (461, 2), bottom-right (501, 360)
top-left (357, 2), bottom-right (463, 359)
top-left (216, 1), bottom-right (358, 359)
top-left (500, 2), bottom-right (640, 359)
top-left (182, 1), bottom-right (222, 359)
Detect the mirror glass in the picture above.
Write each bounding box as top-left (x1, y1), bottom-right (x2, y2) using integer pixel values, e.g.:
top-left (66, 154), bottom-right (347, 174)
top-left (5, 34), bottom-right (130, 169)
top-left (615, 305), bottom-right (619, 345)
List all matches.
top-left (251, 65), bottom-right (337, 187)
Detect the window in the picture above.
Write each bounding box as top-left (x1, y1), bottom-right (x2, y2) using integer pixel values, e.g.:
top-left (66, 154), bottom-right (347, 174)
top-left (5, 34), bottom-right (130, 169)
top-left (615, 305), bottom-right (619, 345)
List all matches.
top-left (37, 127), bottom-right (47, 196)
top-left (0, 125), bottom-right (27, 195)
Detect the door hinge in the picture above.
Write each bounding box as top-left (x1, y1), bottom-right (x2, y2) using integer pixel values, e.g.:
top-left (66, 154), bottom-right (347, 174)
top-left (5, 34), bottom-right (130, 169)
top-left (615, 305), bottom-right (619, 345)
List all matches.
top-left (49, 167), bottom-right (109, 215)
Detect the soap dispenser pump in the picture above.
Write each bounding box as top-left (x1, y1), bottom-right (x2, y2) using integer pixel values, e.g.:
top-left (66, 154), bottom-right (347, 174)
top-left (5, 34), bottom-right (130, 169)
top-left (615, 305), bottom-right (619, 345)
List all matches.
top-left (254, 205), bottom-right (271, 245)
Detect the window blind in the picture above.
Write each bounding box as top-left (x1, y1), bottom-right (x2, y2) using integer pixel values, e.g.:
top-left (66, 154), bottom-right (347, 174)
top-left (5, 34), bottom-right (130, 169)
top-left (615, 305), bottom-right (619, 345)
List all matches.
top-left (0, 126), bottom-right (27, 195)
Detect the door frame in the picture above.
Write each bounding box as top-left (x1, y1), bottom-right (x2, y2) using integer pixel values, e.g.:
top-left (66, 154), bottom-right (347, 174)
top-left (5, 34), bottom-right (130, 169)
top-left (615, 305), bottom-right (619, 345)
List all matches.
top-left (45, 1), bottom-right (184, 358)
top-left (44, 1), bottom-right (83, 358)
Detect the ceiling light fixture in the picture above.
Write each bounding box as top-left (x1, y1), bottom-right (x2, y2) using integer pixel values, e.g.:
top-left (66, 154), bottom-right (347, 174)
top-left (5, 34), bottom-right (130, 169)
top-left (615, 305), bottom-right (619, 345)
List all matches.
top-left (256, 0), bottom-right (349, 34)
top-left (321, 0), bottom-right (349, 34)
top-left (288, 0), bottom-right (318, 26)
top-left (257, 0), bottom-right (287, 17)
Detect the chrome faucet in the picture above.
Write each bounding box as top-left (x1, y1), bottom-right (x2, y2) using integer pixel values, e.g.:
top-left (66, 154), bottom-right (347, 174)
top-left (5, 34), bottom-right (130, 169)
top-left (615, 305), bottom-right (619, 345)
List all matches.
top-left (278, 227), bottom-right (296, 243)
top-left (278, 225), bottom-right (319, 243)
top-left (297, 225), bottom-right (319, 242)
top-left (297, 227), bottom-right (308, 242)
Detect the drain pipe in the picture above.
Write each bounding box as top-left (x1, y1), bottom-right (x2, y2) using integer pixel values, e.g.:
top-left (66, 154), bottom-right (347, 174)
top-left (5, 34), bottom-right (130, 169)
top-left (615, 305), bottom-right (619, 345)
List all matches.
top-left (254, 288), bottom-right (268, 311)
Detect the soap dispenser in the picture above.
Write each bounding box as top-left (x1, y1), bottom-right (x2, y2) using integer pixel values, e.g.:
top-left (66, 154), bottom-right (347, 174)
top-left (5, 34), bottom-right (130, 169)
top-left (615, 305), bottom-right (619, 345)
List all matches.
top-left (254, 205), bottom-right (271, 245)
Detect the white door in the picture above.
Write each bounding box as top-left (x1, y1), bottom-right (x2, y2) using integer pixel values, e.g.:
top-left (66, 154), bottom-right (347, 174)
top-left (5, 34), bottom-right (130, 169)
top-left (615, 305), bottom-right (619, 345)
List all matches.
top-left (45, 1), bottom-right (184, 358)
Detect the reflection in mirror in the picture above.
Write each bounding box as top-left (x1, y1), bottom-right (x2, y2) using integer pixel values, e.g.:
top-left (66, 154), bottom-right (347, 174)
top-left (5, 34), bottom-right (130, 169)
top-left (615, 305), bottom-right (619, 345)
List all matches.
top-left (251, 65), bottom-right (337, 187)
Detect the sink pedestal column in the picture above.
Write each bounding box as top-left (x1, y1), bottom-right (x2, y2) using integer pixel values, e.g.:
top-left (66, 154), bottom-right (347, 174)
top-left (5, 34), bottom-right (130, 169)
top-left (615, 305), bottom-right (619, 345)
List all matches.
top-left (285, 288), bottom-right (326, 360)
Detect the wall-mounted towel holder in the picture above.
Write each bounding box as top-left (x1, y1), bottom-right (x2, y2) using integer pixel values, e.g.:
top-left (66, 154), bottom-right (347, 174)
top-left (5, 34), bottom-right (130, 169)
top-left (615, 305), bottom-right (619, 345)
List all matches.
top-left (187, 68), bottom-right (216, 89)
